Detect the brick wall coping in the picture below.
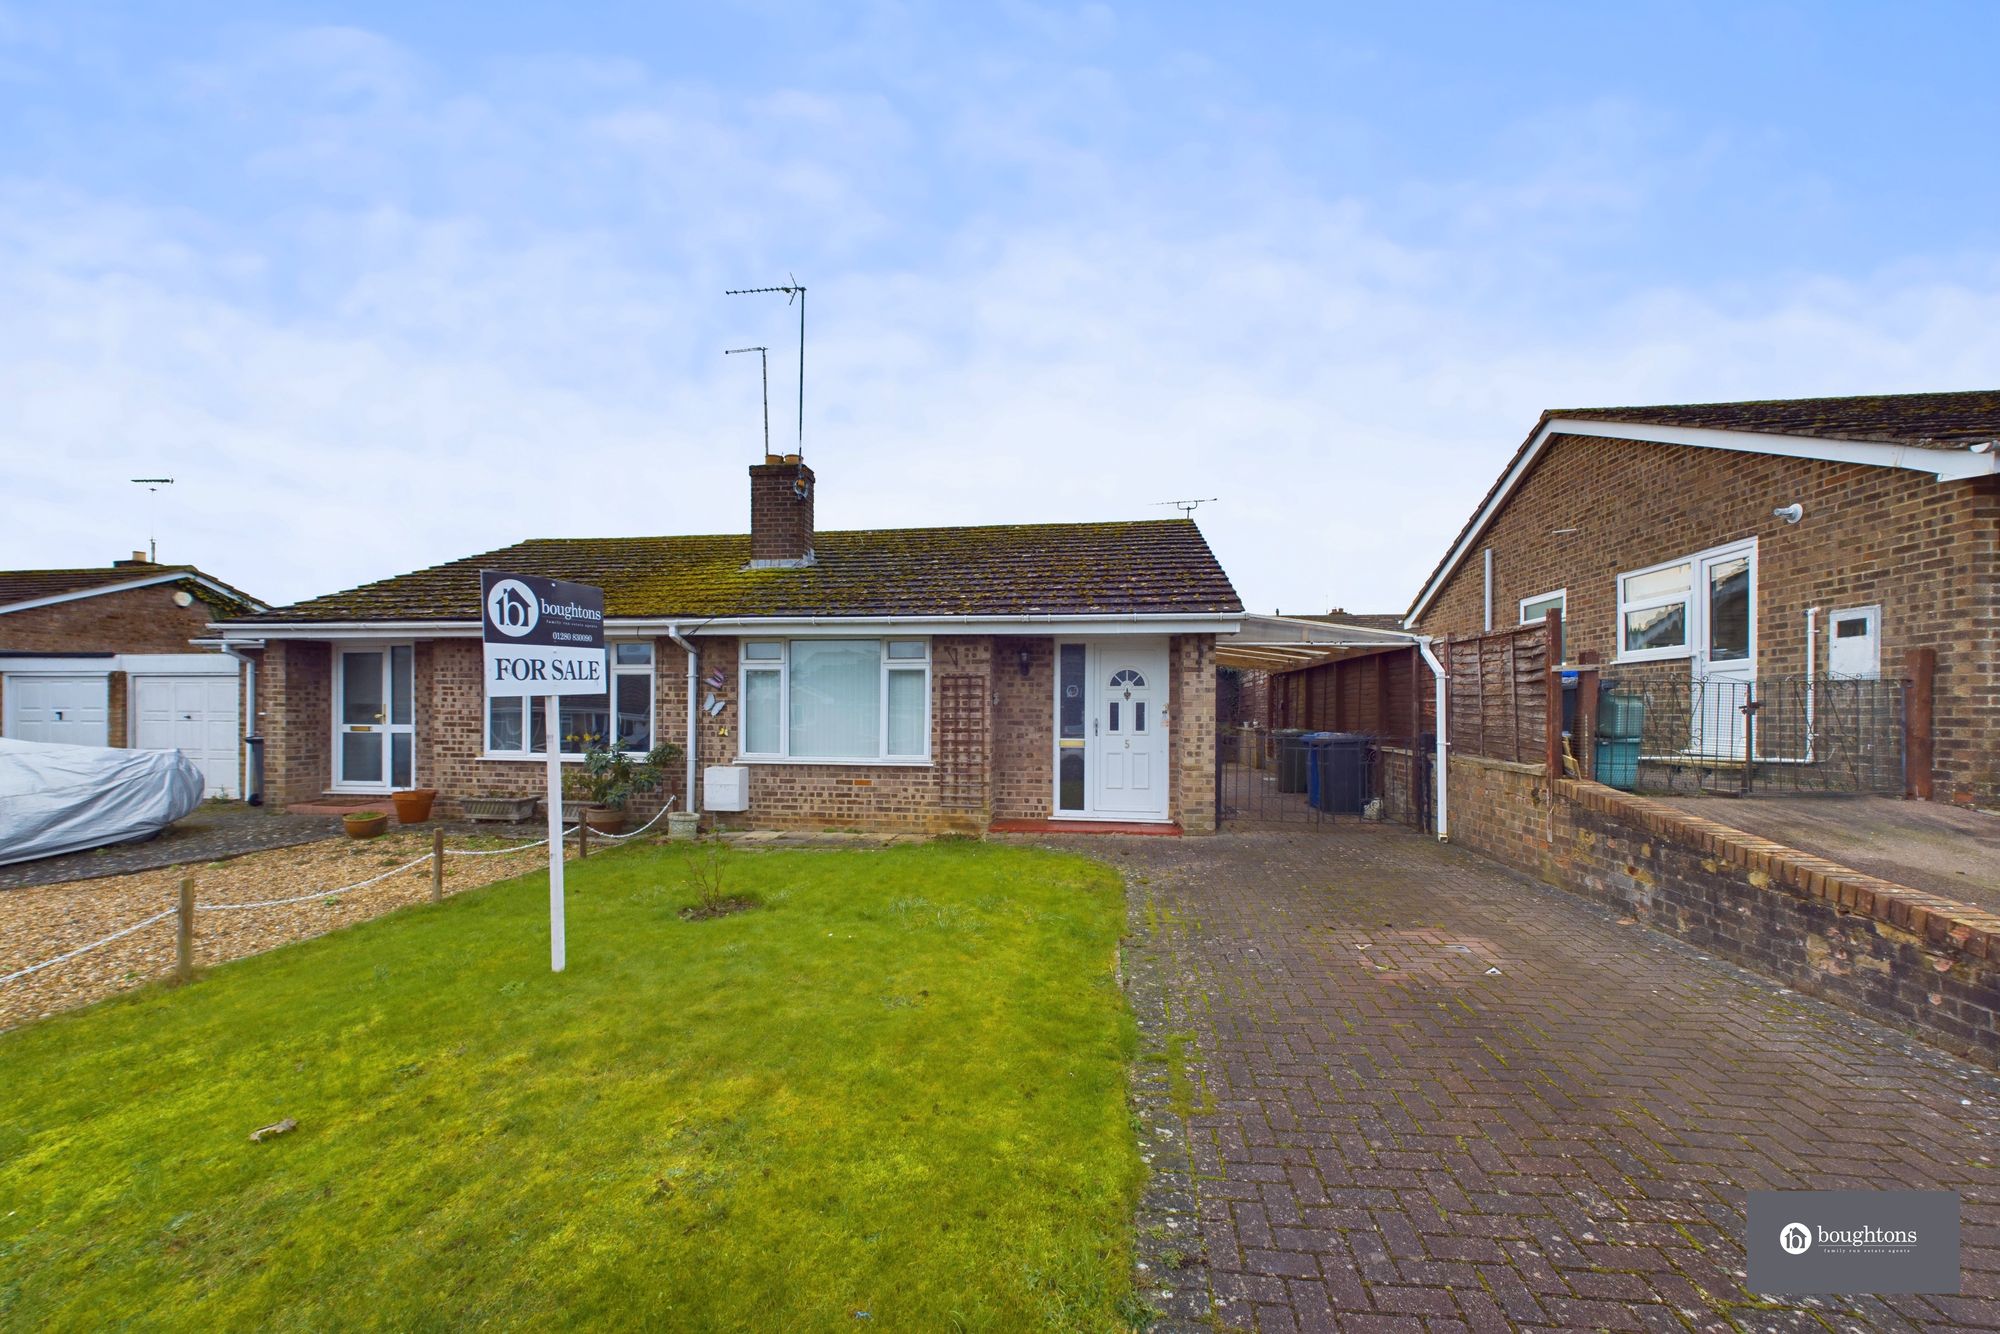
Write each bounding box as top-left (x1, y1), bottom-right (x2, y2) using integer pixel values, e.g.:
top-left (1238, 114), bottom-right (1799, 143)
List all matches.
top-left (1556, 778), bottom-right (2000, 968)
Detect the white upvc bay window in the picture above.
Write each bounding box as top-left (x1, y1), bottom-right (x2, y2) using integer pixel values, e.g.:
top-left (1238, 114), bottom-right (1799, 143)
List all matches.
top-left (740, 638), bottom-right (930, 763)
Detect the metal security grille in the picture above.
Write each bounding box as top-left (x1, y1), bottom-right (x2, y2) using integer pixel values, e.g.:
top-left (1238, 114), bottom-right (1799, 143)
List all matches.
top-left (1216, 729), bottom-right (1435, 831)
top-left (1593, 674), bottom-right (1906, 796)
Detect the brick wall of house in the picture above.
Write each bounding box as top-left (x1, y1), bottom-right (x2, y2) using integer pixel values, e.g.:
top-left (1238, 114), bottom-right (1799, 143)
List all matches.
top-left (1170, 634), bottom-right (1219, 833)
top-left (0, 581), bottom-right (234, 654)
top-left (1413, 434), bottom-right (2000, 804)
top-left (991, 637), bottom-right (1054, 820)
top-left (257, 629), bottom-right (1220, 832)
top-left (1445, 751), bottom-right (2000, 1065)
top-left (259, 640), bottom-right (330, 805)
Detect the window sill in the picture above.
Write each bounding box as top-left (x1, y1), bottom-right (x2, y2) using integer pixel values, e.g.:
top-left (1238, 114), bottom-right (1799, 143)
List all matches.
top-left (1612, 649), bottom-right (1690, 666)
top-left (732, 755), bottom-right (933, 769)
top-left (479, 751), bottom-right (652, 763)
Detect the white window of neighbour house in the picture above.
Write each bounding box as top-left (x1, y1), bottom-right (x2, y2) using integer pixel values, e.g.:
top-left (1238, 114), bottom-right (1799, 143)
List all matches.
top-left (739, 639), bottom-right (930, 762)
top-left (1616, 560), bottom-right (1694, 661)
top-left (486, 641), bottom-right (655, 758)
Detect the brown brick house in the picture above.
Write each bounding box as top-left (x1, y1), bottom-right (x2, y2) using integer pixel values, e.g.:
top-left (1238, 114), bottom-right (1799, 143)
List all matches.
top-left (1405, 391), bottom-right (2000, 805)
top-left (214, 457), bottom-right (1242, 833)
top-left (0, 557), bottom-right (264, 796)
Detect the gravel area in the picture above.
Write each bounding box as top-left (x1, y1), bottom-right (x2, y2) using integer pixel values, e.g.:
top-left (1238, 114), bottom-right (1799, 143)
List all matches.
top-left (0, 826), bottom-right (594, 1031)
top-left (0, 803), bottom-right (342, 890)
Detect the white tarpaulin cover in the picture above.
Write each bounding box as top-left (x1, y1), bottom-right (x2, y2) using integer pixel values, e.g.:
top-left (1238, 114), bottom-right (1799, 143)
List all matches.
top-left (0, 738), bottom-right (205, 867)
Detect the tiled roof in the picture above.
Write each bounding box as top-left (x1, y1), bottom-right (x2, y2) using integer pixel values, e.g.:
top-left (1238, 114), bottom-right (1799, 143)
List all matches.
top-left (228, 520), bottom-right (1242, 624)
top-left (1405, 389), bottom-right (2000, 625)
top-left (0, 564), bottom-right (261, 615)
top-left (1556, 389), bottom-right (2000, 450)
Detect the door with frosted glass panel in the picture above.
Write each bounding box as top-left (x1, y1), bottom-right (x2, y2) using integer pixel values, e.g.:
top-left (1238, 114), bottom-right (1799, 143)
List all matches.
top-left (1690, 545), bottom-right (1755, 760)
top-left (335, 646), bottom-right (415, 789)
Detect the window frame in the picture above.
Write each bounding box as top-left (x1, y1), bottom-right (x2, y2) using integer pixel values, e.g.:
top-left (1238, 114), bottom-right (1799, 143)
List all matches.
top-left (1518, 588), bottom-right (1567, 661)
top-left (483, 640), bottom-right (656, 761)
top-left (737, 637), bottom-right (932, 765)
top-left (1615, 558), bottom-right (1696, 663)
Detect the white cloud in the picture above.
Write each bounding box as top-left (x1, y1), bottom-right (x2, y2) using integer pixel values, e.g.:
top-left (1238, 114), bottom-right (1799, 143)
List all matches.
top-left (1, 19), bottom-right (1997, 620)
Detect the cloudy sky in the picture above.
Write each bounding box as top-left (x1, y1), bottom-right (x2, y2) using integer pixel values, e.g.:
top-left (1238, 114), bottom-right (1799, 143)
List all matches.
top-left (3, 3), bottom-right (1997, 615)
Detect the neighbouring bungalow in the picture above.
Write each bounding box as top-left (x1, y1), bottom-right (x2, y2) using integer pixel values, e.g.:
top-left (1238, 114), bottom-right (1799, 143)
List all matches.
top-left (1404, 390), bottom-right (2000, 805)
top-left (212, 456), bottom-right (1243, 833)
top-left (0, 555), bottom-right (264, 797)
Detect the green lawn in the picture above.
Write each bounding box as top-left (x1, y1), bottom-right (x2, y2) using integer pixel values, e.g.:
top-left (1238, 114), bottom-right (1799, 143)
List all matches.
top-left (0, 841), bottom-right (1143, 1331)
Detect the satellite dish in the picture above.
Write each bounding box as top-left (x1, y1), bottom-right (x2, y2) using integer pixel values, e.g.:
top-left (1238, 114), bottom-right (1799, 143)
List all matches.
top-left (172, 590), bottom-right (195, 608)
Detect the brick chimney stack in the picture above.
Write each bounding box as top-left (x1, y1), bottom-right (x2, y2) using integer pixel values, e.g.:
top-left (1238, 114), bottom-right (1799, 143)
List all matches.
top-left (748, 454), bottom-right (815, 567)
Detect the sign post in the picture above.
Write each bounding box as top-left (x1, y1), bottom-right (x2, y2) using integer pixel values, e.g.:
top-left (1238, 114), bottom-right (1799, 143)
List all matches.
top-left (480, 571), bottom-right (607, 972)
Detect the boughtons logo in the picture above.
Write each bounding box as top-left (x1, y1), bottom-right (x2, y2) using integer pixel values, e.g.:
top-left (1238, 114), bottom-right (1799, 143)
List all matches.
top-left (486, 579), bottom-right (540, 637)
top-left (1780, 1222), bottom-right (1813, 1256)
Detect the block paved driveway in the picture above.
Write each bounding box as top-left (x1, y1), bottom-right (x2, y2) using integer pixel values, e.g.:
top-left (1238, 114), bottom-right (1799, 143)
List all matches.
top-left (1097, 825), bottom-right (2000, 1332)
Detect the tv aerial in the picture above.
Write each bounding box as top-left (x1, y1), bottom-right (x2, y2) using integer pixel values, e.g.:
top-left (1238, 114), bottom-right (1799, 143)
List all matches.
top-left (725, 276), bottom-right (805, 453)
top-left (130, 477), bottom-right (174, 562)
top-left (1153, 497), bottom-right (1217, 518)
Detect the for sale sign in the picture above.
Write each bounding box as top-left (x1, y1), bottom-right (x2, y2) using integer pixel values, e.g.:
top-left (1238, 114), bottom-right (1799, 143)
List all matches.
top-left (480, 571), bottom-right (606, 696)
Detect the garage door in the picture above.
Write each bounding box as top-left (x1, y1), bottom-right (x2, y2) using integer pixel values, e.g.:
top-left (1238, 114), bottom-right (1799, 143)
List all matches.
top-left (133, 675), bottom-right (240, 798)
top-left (3, 675), bottom-right (110, 747)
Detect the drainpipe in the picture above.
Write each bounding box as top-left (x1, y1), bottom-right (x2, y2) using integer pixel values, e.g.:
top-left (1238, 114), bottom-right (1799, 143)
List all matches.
top-left (664, 624), bottom-right (700, 814)
top-left (1481, 548), bottom-right (1494, 633)
top-left (1415, 636), bottom-right (1450, 842)
top-left (1804, 606), bottom-right (1819, 764)
top-left (219, 643), bottom-right (260, 804)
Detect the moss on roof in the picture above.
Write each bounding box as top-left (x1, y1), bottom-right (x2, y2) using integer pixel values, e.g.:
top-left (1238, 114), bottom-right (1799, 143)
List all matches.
top-left (230, 520), bottom-right (1242, 624)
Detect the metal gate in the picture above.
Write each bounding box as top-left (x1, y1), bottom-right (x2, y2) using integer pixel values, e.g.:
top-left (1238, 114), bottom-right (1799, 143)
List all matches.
top-left (1216, 727), bottom-right (1433, 832)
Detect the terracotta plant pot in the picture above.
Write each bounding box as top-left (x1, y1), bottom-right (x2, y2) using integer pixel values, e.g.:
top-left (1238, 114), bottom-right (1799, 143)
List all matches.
top-left (582, 807), bottom-right (627, 835)
top-left (343, 812), bottom-right (389, 840)
top-left (391, 788), bottom-right (437, 824)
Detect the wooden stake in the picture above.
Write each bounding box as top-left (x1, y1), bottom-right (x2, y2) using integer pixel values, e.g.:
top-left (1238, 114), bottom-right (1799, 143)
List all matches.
top-left (1906, 647), bottom-right (1937, 801)
top-left (176, 877), bottom-right (194, 984)
top-left (431, 826), bottom-right (444, 902)
top-left (578, 817), bottom-right (590, 859)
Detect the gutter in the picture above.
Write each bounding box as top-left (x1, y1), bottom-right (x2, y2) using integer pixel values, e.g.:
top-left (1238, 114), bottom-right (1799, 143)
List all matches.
top-left (1415, 636), bottom-right (1450, 842)
top-left (663, 624), bottom-right (700, 816)
top-left (213, 611), bottom-right (1247, 640)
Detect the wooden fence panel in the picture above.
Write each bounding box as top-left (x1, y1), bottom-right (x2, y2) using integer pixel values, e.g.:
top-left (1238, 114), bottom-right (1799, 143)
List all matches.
top-left (1445, 623), bottom-right (1551, 767)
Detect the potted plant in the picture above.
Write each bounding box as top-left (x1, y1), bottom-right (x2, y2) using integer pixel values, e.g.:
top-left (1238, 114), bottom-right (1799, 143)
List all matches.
top-left (391, 787), bottom-right (437, 824)
top-left (563, 735), bottom-right (682, 834)
top-left (343, 810), bottom-right (389, 840)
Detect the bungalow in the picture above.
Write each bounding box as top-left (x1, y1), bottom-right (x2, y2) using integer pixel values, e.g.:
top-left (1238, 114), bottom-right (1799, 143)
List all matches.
top-left (1404, 390), bottom-right (2000, 805)
top-left (213, 456), bottom-right (1243, 833)
top-left (0, 556), bottom-right (264, 797)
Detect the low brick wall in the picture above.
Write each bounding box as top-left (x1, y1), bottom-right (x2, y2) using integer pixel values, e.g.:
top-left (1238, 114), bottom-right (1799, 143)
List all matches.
top-left (1447, 752), bottom-right (2000, 1066)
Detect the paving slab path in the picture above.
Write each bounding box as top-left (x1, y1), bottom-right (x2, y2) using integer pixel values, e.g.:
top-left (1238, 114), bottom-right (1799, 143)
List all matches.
top-left (1091, 825), bottom-right (2000, 1332)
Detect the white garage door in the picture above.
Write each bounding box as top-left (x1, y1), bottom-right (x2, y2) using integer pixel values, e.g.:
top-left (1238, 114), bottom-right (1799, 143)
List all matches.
top-left (3, 675), bottom-right (110, 747)
top-left (134, 675), bottom-right (240, 798)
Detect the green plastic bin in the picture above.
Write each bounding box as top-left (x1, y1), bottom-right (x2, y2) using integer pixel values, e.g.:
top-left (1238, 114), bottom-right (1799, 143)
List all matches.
top-left (1595, 738), bottom-right (1641, 791)
top-left (1599, 693), bottom-right (1645, 740)
top-left (1273, 730), bottom-right (1309, 793)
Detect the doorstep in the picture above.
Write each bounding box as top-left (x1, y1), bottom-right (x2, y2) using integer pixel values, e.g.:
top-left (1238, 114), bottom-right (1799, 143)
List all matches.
top-left (288, 795), bottom-right (397, 817)
top-left (988, 819), bottom-right (1184, 837)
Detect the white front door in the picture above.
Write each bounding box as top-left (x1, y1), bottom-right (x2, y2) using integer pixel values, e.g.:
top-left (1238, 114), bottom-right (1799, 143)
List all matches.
top-left (1690, 542), bottom-right (1756, 759)
top-left (2, 675), bottom-right (109, 746)
top-left (334, 646), bottom-right (415, 791)
top-left (1053, 639), bottom-right (1170, 821)
top-left (134, 675), bottom-right (241, 798)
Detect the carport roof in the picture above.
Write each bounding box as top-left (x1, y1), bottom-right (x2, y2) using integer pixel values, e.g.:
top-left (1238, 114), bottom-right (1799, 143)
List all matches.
top-left (1216, 613), bottom-right (1415, 671)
